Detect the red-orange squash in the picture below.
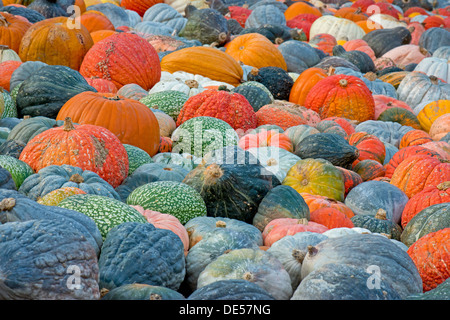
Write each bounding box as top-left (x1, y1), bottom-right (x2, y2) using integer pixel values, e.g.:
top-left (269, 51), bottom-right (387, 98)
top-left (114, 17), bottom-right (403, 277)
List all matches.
top-left (398, 129), bottom-right (433, 149)
top-left (19, 117), bottom-right (129, 188)
top-left (56, 92), bottom-right (160, 157)
top-left (309, 207), bottom-right (354, 229)
top-left (347, 131), bottom-right (386, 165)
top-left (238, 130), bottom-right (293, 152)
top-left (300, 193), bottom-right (355, 219)
top-left (289, 67), bottom-right (328, 106)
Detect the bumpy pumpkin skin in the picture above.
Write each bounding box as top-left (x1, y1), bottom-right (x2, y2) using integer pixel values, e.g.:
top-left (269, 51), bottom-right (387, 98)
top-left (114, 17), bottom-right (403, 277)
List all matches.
top-left (407, 228), bottom-right (450, 292)
top-left (80, 32), bottom-right (161, 90)
top-left (57, 92), bottom-right (161, 157)
top-left (304, 74), bottom-right (375, 122)
top-left (346, 131), bottom-right (386, 165)
top-left (19, 17), bottom-right (94, 71)
top-left (19, 118), bottom-right (129, 188)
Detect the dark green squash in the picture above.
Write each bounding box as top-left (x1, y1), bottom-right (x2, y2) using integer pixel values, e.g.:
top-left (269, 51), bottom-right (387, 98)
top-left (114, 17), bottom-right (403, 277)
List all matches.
top-left (375, 65), bottom-right (405, 77)
top-left (418, 27), bottom-right (450, 55)
top-left (15, 65), bottom-right (96, 119)
top-left (0, 166), bottom-right (17, 190)
top-left (9, 61), bottom-right (48, 93)
top-left (332, 45), bottom-right (376, 74)
top-left (246, 66), bottom-right (294, 101)
top-left (101, 284), bottom-right (186, 300)
top-left (294, 133), bottom-right (359, 169)
top-left (362, 26), bottom-right (412, 58)
top-left (239, 24), bottom-right (305, 45)
top-left (277, 40), bottom-right (321, 74)
top-left (0, 218), bottom-right (100, 300)
top-left (98, 221), bottom-right (186, 291)
top-left (187, 279), bottom-right (275, 300)
top-left (178, 7), bottom-right (229, 46)
top-left (406, 278), bottom-right (450, 300)
top-left (253, 185), bottom-right (310, 232)
top-left (7, 116), bottom-right (64, 144)
top-left (0, 5), bottom-right (46, 23)
top-left (0, 140), bottom-right (27, 159)
top-left (182, 159), bottom-right (280, 223)
top-left (231, 85), bottom-right (272, 112)
top-left (350, 209), bottom-right (403, 241)
top-left (27, 0), bottom-right (68, 19)
top-left (401, 203), bottom-right (450, 247)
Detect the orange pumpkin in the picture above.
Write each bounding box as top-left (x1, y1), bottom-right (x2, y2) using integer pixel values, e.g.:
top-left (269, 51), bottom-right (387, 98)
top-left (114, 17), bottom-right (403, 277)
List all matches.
top-left (347, 131), bottom-right (386, 165)
top-left (18, 17), bottom-right (93, 71)
top-left (429, 114), bottom-right (450, 141)
top-left (308, 33), bottom-right (337, 56)
top-left (300, 193), bottom-right (355, 218)
top-left (289, 67), bottom-right (328, 106)
top-left (225, 33), bottom-right (287, 70)
top-left (0, 60), bottom-right (21, 91)
top-left (80, 10), bottom-right (115, 33)
top-left (284, 1), bottom-right (322, 20)
top-left (356, 19), bottom-right (384, 33)
top-left (304, 74), bottom-right (375, 122)
top-left (309, 207), bottom-right (354, 229)
top-left (399, 129), bottom-right (433, 149)
top-left (121, 0), bottom-right (163, 16)
top-left (84, 76), bottom-right (118, 93)
top-left (19, 117), bottom-right (129, 188)
top-left (90, 29), bottom-right (117, 43)
top-left (334, 7), bottom-right (368, 22)
top-left (342, 39), bottom-right (376, 61)
top-left (56, 91), bottom-right (160, 157)
top-left (417, 100), bottom-right (450, 132)
top-left (0, 12), bottom-right (32, 53)
top-left (158, 136), bottom-right (172, 153)
top-left (238, 130), bottom-right (293, 152)
top-left (352, 159), bottom-right (386, 181)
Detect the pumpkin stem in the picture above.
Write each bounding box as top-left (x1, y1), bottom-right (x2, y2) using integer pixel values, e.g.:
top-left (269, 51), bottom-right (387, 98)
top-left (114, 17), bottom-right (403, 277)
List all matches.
top-left (266, 158), bottom-right (278, 166)
top-left (298, 218), bottom-right (309, 225)
top-left (243, 272), bottom-right (254, 281)
top-left (0, 198), bottom-right (16, 211)
top-left (205, 164), bottom-right (223, 184)
top-left (216, 220), bottom-right (227, 228)
top-left (63, 117), bottom-right (75, 131)
top-left (307, 245), bottom-right (318, 257)
top-left (23, 115), bottom-right (31, 120)
top-left (429, 75), bottom-right (439, 85)
top-left (354, 7), bottom-right (362, 14)
top-left (375, 208), bottom-right (387, 220)
top-left (274, 37), bottom-right (284, 45)
top-left (185, 80), bottom-right (199, 89)
top-left (100, 288), bottom-right (109, 298)
top-left (69, 173), bottom-right (84, 184)
top-left (250, 67), bottom-right (259, 76)
top-left (149, 293), bottom-right (162, 300)
top-left (419, 47), bottom-right (428, 56)
top-left (437, 181), bottom-right (450, 190)
top-left (327, 66), bottom-right (335, 76)
top-left (338, 79), bottom-right (348, 87)
top-left (0, 15), bottom-right (9, 27)
top-left (380, 233), bottom-right (391, 239)
top-left (292, 249), bottom-right (306, 264)
top-left (218, 32), bottom-right (228, 44)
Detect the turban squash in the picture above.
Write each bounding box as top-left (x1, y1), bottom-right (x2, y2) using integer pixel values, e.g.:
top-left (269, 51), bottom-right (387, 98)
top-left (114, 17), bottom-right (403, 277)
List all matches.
top-left (56, 91), bottom-right (160, 157)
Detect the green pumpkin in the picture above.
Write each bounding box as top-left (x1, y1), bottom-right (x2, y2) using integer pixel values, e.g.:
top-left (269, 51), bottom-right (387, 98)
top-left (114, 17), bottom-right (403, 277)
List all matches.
top-left (350, 209), bottom-right (403, 241)
top-left (102, 284), bottom-right (186, 300)
top-left (187, 279), bottom-right (275, 300)
top-left (0, 90), bottom-right (17, 119)
top-left (0, 155), bottom-right (34, 189)
top-left (123, 144), bottom-right (153, 176)
top-left (152, 152), bottom-right (199, 171)
top-left (400, 203), bottom-right (450, 247)
top-left (126, 180), bottom-right (207, 225)
top-left (139, 90), bottom-right (189, 122)
top-left (57, 194), bottom-right (148, 240)
top-left (253, 185), bottom-right (310, 232)
top-left (7, 116), bottom-right (65, 144)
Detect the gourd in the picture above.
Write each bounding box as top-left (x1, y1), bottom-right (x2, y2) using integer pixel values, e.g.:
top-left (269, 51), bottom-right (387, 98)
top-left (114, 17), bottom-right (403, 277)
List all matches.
top-left (98, 221), bottom-right (186, 291)
top-left (102, 284), bottom-right (186, 300)
top-left (350, 208), bottom-right (403, 240)
top-left (187, 279), bottom-right (275, 300)
top-left (0, 155), bottom-right (33, 189)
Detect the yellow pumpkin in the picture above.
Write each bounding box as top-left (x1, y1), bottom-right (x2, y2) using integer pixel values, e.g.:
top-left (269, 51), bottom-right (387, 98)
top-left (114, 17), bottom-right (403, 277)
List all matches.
top-left (417, 100), bottom-right (450, 132)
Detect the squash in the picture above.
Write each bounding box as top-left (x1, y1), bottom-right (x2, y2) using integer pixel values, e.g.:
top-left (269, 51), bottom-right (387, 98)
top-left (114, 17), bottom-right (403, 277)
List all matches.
top-left (187, 279), bottom-right (275, 300)
top-left (245, 4), bottom-right (286, 28)
top-left (19, 118), bottom-right (128, 188)
top-left (406, 277), bottom-right (450, 300)
top-left (98, 221), bottom-right (185, 291)
top-left (398, 129), bottom-right (433, 149)
top-left (354, 120), bottom-right (415, 148)
top-left (417, 100), bottom-right (450, 133)
top-left (283, 158), bottom-right (346, 202)
top-left (418, 27), bottom-right (450, 54)
top-left (429, 114), bottom-right (450, 141)
top-left (309, 207), bottom-right (354, 230)
top-left (300, 233), bottom-right (423, 299)
top-left (351, 208), bottom-right (403, 240)
top-left (246, 66), bottom-right (294, 101)
top-left (300, 193), bottom-right (355, 219)
top-left (123, 144), bottom-right (153, 176)
top-left (377, 107), bottom-right (422, 130)
top-left (6, 116), bottom-right (63, 145)
top-left (362, 26), bottom-right (412, 58)
top-left (352, 159), bottom-right (387, 181)
top-left (196, 247), bottom-right (293, 300)
top-left (0, 154), bottom-right (33, 189)
top-left (36, 186), bottom-right (87, 206)
top-left (309, 15), bottom-right (365, 41)
top-left (288, 67), bottom-right (328, 106)
top-left (332, 45), bottom-right (376, 74)
top-left (230, 84), bottom-right (272, 112)
top-left (346, 131), bottom-right (386, 165)
top-left (239, 130), bottom-right (293, 153)
top-left (0, 166), bottom-right (16, 190)
top-left (102, 283), bottom-right (185, 300)
top-left (407, 228), bottom-right (450, 292)
top-left (277, 40), bottom-right (320, 74)
top-left (9, 60), bottom-right (48, 93)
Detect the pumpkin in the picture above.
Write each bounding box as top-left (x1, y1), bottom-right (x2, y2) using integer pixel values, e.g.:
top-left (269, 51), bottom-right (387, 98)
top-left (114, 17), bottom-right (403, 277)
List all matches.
top-left (18, 117), bottom-right (128, 188)
top-left (102, 283), bottom-right (185, 300)
top-left (255, 100), bottom-right (321, 131)
top-left (182, 159), bottom-right (280, 223)
top-left (0, 154), bottom-right (33, 189)
top-left (288, 67), bottom-right (328, 106)
top-left (353, 159), bottom-right (387, 181)
top-left (297, 233), bottom-right (422, 299)
top-left (230, 84), bottom-right (272, 112)
top-left (90, 29), bottom-right (116, 43)
top-left (362, 26), bottom-right (412, 58)
top-left (284, 1), bottom-right (322, 20)
top-left (417, 100), bottom-right (450, 133)
top-left (304, 74), bottom-right (375, 122)
top-left (187, 279), bottom-right (275, 300)
top-left (252, 184), bottom-right (310, 232)
top-left (196, 247), bottom-right (293, 300)
top-left (36, 186), bottom-right (87, 206)
top-left (0, 12), bottom-right (32, 54)
top-left (140, 90), bottom-right (189, 122)
top-left (18, 16), bottom-right (93, 71)
top-left (19, 164), bottom-right (120, 201)
top-left (116, 83), bottom-right (148, 101)
top-left (244, 3), bottom-right (287, 29)
top-left (342, 39), bottom-right (376, 62)
top-left (309, 15), bottom-right (366, 41)
top-left (97, 221), bottom-right (185, 291)
top-left (347, 131), bottom-right (386, 165)
top-left (354, 120), bottom-right (415, 148)
top-left (390, 154), bottom-right (450, 199)
top-left (80, 10), bottom-right (115, 33)
top-left (309, 207), bottom-right (354, 230)
top-left (238, 130), bottom-right (293, 152)
top-left (262, 218), bottom-right (329, 247)
top-left (121, 0), bottom-right (163, 16)
top-left (80, 32), bottom-right (161, 90)
top-left (351, 208), bottom-right (403, 240)
top-left (277, 40), bottom-right (321, 74)
top-left (225, 33), bottom-right (287, 71)
top-left (283, 158), bottom-right (346, 202)
top-left (9, 60), bottom-right (48, 93)
top-left (160, 46), bottom-right (244, 87)
top-left (246, 66), bottom-right (294, 101)
top-left (0, 5), bottom-right (46, 24)
top-left (284, 125), bottom-right (320, 151)
top-left (0, 44), bottom-right (20, 63)
top-left (377, 107), bottom-right (422, 130)
top-left (308, 33), bottom-right (337, 56)
top-left (398, 129), bottom-right (433, 149)
top-left (56, 91), bottom-right (160, 157)
top-left (418, 27), bottom-right (450, 55)
top-left (406, 228), bottom-right (450, 292)
top-left (429, 114), bottom-right (450, 141)
top-left (176, 89), bottom-right (257, 132)
top-left (377, 71), bottom-right (411, 90)
top-left (130, 205), bottom-right (189, 255)
top-left (332, 45), bottom-right (376, 74)
top-left (84, 76), bottom-right (118, 94)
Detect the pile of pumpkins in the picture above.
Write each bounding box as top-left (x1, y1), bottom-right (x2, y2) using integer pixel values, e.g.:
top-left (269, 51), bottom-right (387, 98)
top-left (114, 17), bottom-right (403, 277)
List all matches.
top-left (0, 0), bottom-right (449, 301)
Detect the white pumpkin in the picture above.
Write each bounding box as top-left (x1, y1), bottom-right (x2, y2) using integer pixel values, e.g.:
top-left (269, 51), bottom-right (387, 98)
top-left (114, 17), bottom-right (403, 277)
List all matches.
top-left (0, 46), bottom-right (21, 63)
top-left (367, 13), bottom-right (407, 29)
top-left (309, 15), bottom-right (365, 41)
top-left (163, 0), bottom-right (209, 16)
top-left (414, 57), bottom-right (450, 83)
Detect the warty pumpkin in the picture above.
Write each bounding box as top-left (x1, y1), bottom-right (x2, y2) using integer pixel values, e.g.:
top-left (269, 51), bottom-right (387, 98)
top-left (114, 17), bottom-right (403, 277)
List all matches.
top-left (19, 117), bottom-right (128, 188)
top-left (56, 91), bottom-right (160, 157)
top-left (121, 0), bottom-right (163, 16)
top-left (80, 32), bottom-right (161, 91)
top-left (309, 207), bottom-right (354, 230)
top-left (238, 129), bottom-right (293, 152)
top-left (18, 16), bottom-right (94, 71)
top-left (300, 193), bottom-right (355, 219)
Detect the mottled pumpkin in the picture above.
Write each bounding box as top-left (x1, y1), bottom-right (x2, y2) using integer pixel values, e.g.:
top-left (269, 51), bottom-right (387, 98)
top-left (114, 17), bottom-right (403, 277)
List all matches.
top-left (347, 131), bottom-right (386, 165)
top-left (157, 136), bottom-right (172, 153)
top-left (0, 60), bottom-right (21, 92)
top-left (56, 92), bottom-right (160, 157)
top-left (337, 166), bottom-right (363, 197)
top-left (19, 117), bottom-right (129, 188)
top-left (304, 74), bottom-right (375, 122)
top-left (84, 77), bottom-right (118, 94)
top-left (283, 158), bottom-right (346, 202)
top-left (80, 32), bottom-right (161, 90)
top-left (407, 228), bottom-right (450, 292)
top-left (390, 155), bottom-right (450, 198)
top-left (377, 107), bottom-right (422, 130)
top-left (19, 16), bottom-right (94, 71)
top-left (399, 129), bottom-right (433, 149)
top-left (37, 186), bottom-right (87, 206)
top-left (353, 159), bottom-right (387, 181)
top-left (429, 114), bottom-right (450, 141)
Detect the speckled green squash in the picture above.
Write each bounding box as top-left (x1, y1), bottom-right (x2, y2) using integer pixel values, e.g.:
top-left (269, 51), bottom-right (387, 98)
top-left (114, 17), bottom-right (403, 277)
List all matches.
top-left (123, 144), bottom-right (153, 175)
top-left (171, 116), bottom-right (239, 158)
top-left (0, 90), bottom-right (17, 119)
top-left (140, 90), bottom-right (189, 121)
top-left (0, 155), bottom-right (34, 189)
top-left (57, 194), bottom-right (148, 240)
top-left (152, 152), bottom-right (199, 171)
top-left (126, 180), bottom-right (207, 225)
top-left (350, 209), bottom-right (403, 241)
